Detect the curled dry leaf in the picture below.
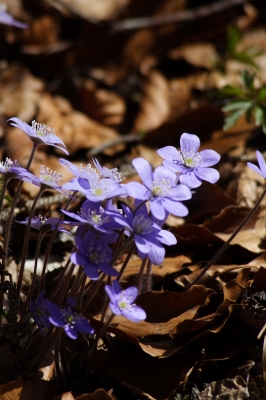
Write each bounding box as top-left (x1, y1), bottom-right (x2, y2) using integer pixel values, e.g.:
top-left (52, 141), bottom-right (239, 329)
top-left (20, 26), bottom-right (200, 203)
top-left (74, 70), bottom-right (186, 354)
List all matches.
top-left (100, 270), bottom-right (250, 358)
top-left (19, 15), bottom-right (59, 51)
top-left (46, 0), bottom-right (128, 21)
top-left (168, 42), bottom-right (220, 69)
top-left (78, 78), bottom-right (126, 127)
top-left (36, 94), bottom-right (123, 155)
top-left (133, 70), bottom-right (170, 133)
top-left (0, 65), bottom-right (44, 121)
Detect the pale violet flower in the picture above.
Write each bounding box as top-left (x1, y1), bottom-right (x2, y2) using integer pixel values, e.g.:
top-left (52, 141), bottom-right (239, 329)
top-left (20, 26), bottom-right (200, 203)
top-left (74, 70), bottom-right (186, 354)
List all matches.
top-left (0, 3), bottom-right (28, 28)
top-left (125, 158), bottom-right (191, 221)
top-left (8, 118), bottom-right (68, 154)
top-left (105, 281), bottom-right (146, 322)
top-left (247, 151), bottom-right (266, 179)
top-left (157, 132), bottom-right (220, 188)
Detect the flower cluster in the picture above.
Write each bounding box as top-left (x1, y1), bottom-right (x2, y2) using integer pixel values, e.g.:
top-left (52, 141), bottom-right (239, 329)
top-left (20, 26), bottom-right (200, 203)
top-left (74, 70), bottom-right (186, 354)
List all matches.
top-left (3, 118), bottom-right (221, 338)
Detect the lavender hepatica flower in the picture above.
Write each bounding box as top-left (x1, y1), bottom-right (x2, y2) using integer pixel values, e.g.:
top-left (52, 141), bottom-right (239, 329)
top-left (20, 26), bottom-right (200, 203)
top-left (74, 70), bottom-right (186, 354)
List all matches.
top-left (125, 158), bottom-right (191, 221)
top-left (247, 151), bottom-right (266, 179)
top-left (0, 3), bottom-right (28, 28)
top-left (113, 201), bottom-right (176, 265)
top-left (21, 165), bottom-right (65, 193)
top-left (29, 291), bottom-right (50, 333)
top-left (0, 158), bottom-right (29, 180)
top-left (16, 215), bottom-right (70, 234)
top-left (157, 132), bottom-right (220, 188)
top-left (105, 281), bottom-right (146, 322)
top-left (62, 199), bottom-right (124, 234)
top-left (71, 229), bottom-right (119, 279)
top-left (8, 118), bottom-right (68, 154)
top-left (47, 297), bottom-right (94, 340)
top-left (60, 158), bottom-right (126, 201)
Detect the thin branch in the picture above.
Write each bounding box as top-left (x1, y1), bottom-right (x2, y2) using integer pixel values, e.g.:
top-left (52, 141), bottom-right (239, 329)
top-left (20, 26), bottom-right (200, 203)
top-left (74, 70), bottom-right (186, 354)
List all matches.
top-left (113, 0), bottom-right (250, 32)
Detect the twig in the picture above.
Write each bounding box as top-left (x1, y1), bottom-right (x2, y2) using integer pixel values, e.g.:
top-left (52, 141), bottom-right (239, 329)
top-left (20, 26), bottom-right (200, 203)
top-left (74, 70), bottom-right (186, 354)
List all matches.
top-left (113, 0), bottom-right (249, 31)
top-left (87, 133), bottom-right (142, 157)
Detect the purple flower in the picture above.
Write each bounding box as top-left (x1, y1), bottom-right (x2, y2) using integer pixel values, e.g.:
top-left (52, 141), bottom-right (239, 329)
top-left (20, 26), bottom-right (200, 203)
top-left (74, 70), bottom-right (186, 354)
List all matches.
top-left (93, 158), bottom-right (124, 183)
top-left (20, 165), bottom-right (65, 193)
top-left (0, 158), bottom-right (29, 180)
top-left (16, 215), bottom-right (70, 234)
top-left (157, 133), bottom-right (220, 188)
top-left (125, 158), bottom-right (191, 221)
top-left (71, 229), bottom-right (119, 279)
top-left (0, 4), bottom-right (28, 28)
top-left (247, 151), bottom-right (266, 179)
top-left (8, 118), bottom-right (68, 154)
top-left (105, 281), bottom-right (146, 322)
top-left (47, 297), bottom-right (94, 339)
top-left (112, 202), bottom-right (177, 265)
top-left (61, 199), bottom-right (123, 234)
top-left (60, 158), bottom-right (126, 201)
top-left (29, 291), bottom-right (50, 333)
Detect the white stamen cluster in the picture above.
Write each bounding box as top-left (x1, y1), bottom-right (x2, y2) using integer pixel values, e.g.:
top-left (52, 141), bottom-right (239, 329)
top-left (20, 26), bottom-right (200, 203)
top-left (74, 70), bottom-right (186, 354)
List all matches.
top-left (39, 166), bottom-right (63, 184)
top-left (151, 178), bottom-right (172, 197)
top-left (31, 120), bottom-right (55, 138)
top-left (35, 215), bottom-right (48, 224)
top-left (109, 168), bottom-right (124, 183)
top-left (179, 150), bottom-right (203, 168)
top-left (79, 208), bottom-right (109, 225)
top-left (61, 307), bottom-right (76, 329)
top-left (132, 214), bottom-right (153, 235)
top-left (0, 157), bottom-right (20, 172)
top-left (80, 164), bottom-right (98, 181)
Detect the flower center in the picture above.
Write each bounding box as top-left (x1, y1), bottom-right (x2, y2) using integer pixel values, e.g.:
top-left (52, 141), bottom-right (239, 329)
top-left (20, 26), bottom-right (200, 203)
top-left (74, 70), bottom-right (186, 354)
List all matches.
top-left (39, 166), bottom-right (63, 184)
top-left (132, 214), bottom-right (153, 235)
top-left (179, 151), bottom-right (203, 168)
top-left (32, 120), bottom-right (54, 137)
top-left (90, 179), bottom-right (112, 197)
top-left (151, 178), bottom-right (171, 197)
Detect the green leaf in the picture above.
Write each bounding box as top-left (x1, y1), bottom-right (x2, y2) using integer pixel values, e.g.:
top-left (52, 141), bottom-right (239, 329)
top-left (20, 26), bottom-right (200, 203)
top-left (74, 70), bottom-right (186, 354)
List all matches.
top-left (222, 99), bottom-right (252, 112)
top-left (245, 106), bottom-right (253, 123)
top-left (232, 52), bottom-right (259, 68)
top-left (223, 107), bottom-right (250, 130)
top-left (258, 87), bottom-right (266, 102)
top-left (219, 85), bottom-right (247, 97)
top-left (227, 26), bottom-right (242, 53)
top-left (254, 105), bottom-right (264, 126)
top-left (241, 70), bottom-right (255, 92)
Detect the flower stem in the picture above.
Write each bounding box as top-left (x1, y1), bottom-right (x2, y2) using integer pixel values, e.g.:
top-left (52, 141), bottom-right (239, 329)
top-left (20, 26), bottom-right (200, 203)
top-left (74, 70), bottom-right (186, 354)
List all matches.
top-left (19, 232), bottom-right (45, 324)
top-left (40, 192), bottom-right (76, 291)
top-left (188, 185), bottom-right (266, 288)
top-left (17, 187), bottom-right (45, 295)
top-left (2, 143), bottom-right (37, 269)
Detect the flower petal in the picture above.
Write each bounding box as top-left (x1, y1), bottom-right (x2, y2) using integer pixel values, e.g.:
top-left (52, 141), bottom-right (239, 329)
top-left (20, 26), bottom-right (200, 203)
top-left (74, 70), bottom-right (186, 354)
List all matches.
top-left (132, 158), bottom-right (153, 188)
top-left (180, 133), bottom-right (200, 154)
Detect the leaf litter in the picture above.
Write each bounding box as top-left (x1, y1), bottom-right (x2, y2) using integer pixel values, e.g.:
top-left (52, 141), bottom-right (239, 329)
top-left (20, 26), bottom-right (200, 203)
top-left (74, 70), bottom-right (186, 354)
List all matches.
top-left (2, 0), bottom-right (266, 399)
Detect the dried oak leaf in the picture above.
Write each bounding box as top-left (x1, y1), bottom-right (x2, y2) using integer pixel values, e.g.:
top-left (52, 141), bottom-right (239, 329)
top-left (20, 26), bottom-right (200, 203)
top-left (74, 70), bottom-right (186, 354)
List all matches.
top-left (133, 70), bottom-right (170, 133)
top-left (46, 0), bottom-right (129, 21)
top-left (52, 389), bottom-right (115, 400)
top-left (0, 65), bottom-right (44, 121)
top-left (36, 94), bottom-right (123, 155)
top-left (168, 42), bottom-right (219, 69)
top-left (78, 78), bottom-right (126, 127)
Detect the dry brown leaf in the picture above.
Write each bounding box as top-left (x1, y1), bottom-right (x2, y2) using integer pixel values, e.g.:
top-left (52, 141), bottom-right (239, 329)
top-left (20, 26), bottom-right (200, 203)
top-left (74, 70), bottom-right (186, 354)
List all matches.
top-left (75, 389), bottom-right (115, 399)
top-left (78, 79), bottom-right (126, 127)
top-left (133, 70), bottom-right (170, 133)
top-left (0, 65), bottom-right (44, 121)
top-left (36, 94), bottom-right (123, 155)
top-left (168, 43), bottom-right (219, 69)
top-left (46, 0), bottom-right (128, 21)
